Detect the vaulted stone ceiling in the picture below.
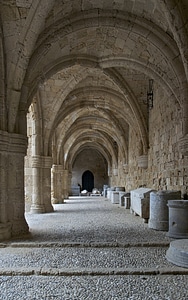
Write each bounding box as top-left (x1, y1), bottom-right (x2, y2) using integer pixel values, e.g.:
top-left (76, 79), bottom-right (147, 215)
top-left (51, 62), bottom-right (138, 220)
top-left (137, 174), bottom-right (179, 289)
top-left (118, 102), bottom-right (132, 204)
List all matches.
top-left (1, 0), bottom-right (188, 169)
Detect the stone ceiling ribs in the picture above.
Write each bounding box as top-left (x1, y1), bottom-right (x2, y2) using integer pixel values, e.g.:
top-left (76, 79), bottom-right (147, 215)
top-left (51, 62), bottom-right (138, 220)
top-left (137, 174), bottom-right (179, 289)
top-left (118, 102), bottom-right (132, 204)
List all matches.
top-left (1, 0), bottom-right (187, 170)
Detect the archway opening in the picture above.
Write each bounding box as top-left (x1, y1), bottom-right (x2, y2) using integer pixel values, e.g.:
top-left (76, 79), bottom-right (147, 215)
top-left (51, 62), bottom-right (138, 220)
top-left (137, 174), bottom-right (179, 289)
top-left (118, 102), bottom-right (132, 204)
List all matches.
top-left (82, 170), bottom-right (94, 192)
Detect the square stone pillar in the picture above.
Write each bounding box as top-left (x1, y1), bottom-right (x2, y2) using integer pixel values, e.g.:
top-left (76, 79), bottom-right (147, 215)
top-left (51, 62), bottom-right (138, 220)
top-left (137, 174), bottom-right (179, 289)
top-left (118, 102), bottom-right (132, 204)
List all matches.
top-left (0, 131), bottom-right (29, 240)
top-left (30, 156), bottom-right (54, 213)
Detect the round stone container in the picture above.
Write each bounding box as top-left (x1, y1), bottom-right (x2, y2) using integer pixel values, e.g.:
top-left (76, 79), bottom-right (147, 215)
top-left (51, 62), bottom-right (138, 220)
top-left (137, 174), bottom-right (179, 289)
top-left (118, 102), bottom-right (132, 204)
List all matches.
top-left (166, 239), bottom-right (188, 268)
top-left (148, 190), bottom-right (181, 231)
top-left (167, 200), bottom-right (188, 238)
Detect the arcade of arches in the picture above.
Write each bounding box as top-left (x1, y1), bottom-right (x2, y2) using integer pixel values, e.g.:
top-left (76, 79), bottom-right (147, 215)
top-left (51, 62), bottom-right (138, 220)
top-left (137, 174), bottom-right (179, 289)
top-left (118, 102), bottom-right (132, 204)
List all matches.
top-left (0, 0), bottom-right (188, 240)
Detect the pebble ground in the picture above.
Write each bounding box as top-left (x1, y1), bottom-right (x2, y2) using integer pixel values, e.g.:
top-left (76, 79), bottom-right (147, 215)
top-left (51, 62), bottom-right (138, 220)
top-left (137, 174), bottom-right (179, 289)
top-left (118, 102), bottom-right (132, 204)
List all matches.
top-left (0, 196), bottom-right (188, 299)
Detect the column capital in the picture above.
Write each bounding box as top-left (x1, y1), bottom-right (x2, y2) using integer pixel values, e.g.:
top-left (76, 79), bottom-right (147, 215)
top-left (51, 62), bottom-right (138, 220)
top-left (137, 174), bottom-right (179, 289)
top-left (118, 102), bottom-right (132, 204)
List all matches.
top-left (52, 164), bottom-right (64, 173)
top-left (32, 155), bottom-right (53, 168)
top-left (0, 130), bottom-right (27, 155)
top-left (179, 134), bottom-right (188, 156)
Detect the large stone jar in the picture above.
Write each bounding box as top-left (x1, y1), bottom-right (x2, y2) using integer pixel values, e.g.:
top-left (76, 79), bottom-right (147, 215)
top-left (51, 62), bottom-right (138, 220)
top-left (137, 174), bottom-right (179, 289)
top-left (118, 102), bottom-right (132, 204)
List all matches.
top-left (167, 200), bottom-right (188, 238)
top-left (148, 190), bottom-right (181, 231)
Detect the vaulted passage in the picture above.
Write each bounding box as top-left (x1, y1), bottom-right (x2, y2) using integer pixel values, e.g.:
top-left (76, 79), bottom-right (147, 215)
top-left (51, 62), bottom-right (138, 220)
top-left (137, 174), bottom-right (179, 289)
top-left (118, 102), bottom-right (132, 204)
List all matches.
top-left (0, 0), bottom-right (188, 282)
top-left (1, 2), bottom-right (188, 297)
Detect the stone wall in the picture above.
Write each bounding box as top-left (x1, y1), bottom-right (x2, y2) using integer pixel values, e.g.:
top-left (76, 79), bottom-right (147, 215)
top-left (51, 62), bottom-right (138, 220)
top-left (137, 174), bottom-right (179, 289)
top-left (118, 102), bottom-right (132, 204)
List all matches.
top-left (66, 81), bottom-right (187, 197)
top-left (71, 148), bottom-right (108, 192)
top-left (148, 87), bottom-right (187, 196)
top-left (119, 85), bottom-right (187, 197)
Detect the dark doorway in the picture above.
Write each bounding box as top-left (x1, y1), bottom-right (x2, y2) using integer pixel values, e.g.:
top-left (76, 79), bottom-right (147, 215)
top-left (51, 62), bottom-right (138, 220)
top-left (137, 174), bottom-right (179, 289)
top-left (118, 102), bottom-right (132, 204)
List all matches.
top-left (82, 170), bottom-right (94, 192)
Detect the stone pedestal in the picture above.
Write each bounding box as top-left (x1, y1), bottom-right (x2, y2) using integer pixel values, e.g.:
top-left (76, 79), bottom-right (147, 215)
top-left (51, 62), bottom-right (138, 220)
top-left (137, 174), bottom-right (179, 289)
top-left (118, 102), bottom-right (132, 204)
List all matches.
top-left (119, 192), bottom-right (126, 206)
top-left (149, 190), bottom-right (181, 231)
top-left (124, 192), bottom-right (131, 209)
top-left (166, 239), bottom-right (188, 268)
top-left (103, 185), bottom-right (109, 197)
top-left (107, 188), bottom-right (111, 199)
top-left (30, 156), bottom-right (54, 214)
top-left (167, 200), bottom-right (188, 238)
top-left (111, 191), bottom-right (119, 204)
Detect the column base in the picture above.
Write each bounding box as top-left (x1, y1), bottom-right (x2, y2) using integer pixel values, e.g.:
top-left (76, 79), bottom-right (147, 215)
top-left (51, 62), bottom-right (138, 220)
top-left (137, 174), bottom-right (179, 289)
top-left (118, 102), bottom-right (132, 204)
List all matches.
top-left (30, 204), bottom-right (46, 214)
top-left (0, 223), bottom-right (12, 241)
top-left (44, 203), bottom-right (54, 213)
top-left (52, 197), bottom-right (64, 204)
top-left (11, 218), bottom-right (29, 237)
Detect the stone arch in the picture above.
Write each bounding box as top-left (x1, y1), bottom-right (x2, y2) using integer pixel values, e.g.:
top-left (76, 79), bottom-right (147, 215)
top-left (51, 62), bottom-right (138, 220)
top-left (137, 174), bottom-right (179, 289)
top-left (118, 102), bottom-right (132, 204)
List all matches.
top-left (22, 52), bottom-right (184, 159)
top-left (54, 108), bottom-right (128, 164)
top-left (18, 8), bottom-right (186, 148)
top-left (22, 9), bottom-right (184, 100)
top-left (69, 142), bottom-right (111, 174)
top-left (158, 0), bottom-right (188, 81)
top-left (46, 72), bottom-right (145, 158)
top-left (64, 129), bottom-right (118, 171)
top-left (157, 0), bottom-right (188, 138)
top-left (7, 0), bottom-right (55, 133)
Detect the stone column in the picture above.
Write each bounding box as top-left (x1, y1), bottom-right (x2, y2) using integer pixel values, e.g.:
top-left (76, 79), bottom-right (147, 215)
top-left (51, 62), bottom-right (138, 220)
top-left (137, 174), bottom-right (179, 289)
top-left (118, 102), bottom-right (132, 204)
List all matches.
top-left (0, 131), bottom-right (29, 239)
top-left (30, 155), bottom-right (54, 213)
top-left (62, 169), bottom-right (69, 200)
top-left (9, 135), bottom-right (29, 237)
top-left (52, 164), bottom-right (64, 204)
top-left (0, 131), bottom-right (11, 240)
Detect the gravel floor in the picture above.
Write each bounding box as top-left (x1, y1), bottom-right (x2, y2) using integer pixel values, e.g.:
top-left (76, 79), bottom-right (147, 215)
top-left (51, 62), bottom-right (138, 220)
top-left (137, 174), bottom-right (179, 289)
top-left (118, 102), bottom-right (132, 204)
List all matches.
top-left (0, 196), bottom-right (188, 299)
top-left (20, 197), bottom-right (170, 244)
top-left (0, 275), bottom-right (188, 300)
top-left (0, 247), bottom-right (169, 269)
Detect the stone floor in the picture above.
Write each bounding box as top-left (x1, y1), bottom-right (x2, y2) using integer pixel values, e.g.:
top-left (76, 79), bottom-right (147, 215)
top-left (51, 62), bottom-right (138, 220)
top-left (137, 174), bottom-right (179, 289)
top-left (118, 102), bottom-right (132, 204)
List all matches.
top-left (0, 196), bottom-right (188, 299)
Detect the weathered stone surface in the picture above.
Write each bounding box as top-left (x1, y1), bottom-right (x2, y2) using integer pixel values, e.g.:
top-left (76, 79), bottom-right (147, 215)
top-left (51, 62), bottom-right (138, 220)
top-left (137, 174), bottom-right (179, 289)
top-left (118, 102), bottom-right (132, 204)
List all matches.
top-left (167, 200), bottom-right (188, 239)
top-left (111, 192), bottom-right (119, 204)
top-left (130, 188), bottom-right (155, 222)
top-left (149, 190), bottom-right (181, 231)
top-left (0, 1), bottom-right (188, 242)
top-left (166, 239), bottom-right (188, 268)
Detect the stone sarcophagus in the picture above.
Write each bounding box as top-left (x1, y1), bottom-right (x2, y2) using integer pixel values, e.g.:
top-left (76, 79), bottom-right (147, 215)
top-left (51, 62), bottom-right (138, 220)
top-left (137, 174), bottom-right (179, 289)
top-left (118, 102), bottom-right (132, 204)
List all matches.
top-left (130, 188), bottom-right (155, 223)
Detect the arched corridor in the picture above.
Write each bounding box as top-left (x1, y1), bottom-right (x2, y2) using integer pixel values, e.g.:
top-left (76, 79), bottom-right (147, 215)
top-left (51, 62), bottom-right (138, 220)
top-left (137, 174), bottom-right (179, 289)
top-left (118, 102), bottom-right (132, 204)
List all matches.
top-left (0, 0), bottom-right (188, 239)
top-left (0, 1), bottom-right (188, 297)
